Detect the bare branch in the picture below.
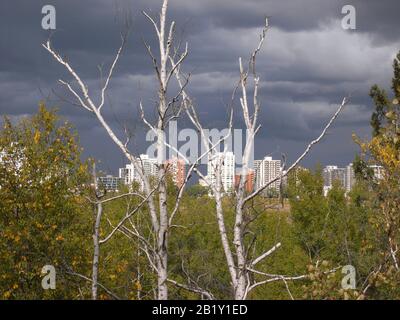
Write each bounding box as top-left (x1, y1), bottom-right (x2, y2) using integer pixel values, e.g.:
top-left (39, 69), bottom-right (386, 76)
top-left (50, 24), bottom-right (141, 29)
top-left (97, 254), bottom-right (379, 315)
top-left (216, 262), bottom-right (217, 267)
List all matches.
top-left (58, 79), bottom-right (93, 112)
top-left (166, 278), bottom-right (215, 300)
top-left (100, 186), bottom-right (158, 244)
top-left (99, 34), bottom-right (127, 111)
top-left (244, 97), bottom-right (348, 204)
top-left (65, 269), bottom-right (121, 300)
top-left (250, 242), bottom-right (282, 267)
top-left (142, 11), bottom-right (160, 39)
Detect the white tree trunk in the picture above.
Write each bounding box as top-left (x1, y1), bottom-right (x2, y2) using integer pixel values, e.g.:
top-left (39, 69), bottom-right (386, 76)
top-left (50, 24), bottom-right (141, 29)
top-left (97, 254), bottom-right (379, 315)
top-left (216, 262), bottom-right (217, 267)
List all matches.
top-left (92, 201), bottom-right (102, 300)
top-left (214, 167), bottom-right (238, 289)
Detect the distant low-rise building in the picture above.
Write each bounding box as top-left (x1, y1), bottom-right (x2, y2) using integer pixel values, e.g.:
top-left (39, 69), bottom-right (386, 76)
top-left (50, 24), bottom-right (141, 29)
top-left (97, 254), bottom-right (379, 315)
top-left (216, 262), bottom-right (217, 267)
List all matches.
top-left (98, 175), bottom-right (122, 192)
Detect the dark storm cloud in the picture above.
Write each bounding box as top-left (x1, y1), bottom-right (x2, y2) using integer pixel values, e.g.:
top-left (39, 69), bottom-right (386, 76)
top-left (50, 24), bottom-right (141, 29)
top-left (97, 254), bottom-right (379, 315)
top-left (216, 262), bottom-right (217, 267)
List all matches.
top-left (0, 0), bottom-right (399, 173)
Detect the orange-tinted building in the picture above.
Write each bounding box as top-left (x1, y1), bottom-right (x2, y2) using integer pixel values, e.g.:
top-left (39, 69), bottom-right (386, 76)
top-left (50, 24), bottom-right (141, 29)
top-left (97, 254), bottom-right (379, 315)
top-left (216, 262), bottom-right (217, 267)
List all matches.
top-left (165, 157), bottom-right (186, 188)
top-left (234, 169), bottom-right (254, 193)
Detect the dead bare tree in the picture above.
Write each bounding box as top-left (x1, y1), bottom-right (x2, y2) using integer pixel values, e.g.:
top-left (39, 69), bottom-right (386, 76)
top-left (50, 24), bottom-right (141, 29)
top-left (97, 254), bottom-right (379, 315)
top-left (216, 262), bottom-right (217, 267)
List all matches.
top-left (43, 0), bottom-right (188, 300)
top-left (43, 0), bottom-right (224, 300)
top-left (171, 18), bottom-right (348, 299)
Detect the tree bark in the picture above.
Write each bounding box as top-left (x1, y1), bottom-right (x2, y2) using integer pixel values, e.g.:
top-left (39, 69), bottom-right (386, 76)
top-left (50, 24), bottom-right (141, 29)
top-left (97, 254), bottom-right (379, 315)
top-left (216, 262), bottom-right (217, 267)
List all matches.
top-left (92, 201), bottom-right (102, 300)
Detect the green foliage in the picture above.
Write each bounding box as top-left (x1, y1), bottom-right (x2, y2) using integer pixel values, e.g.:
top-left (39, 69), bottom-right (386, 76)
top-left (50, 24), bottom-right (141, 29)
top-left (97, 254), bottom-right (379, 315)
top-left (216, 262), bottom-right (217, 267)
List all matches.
top-left (369, 52), bottom-right (400, 138)
top-left (287, 53), bottom-right (400, 299)
top-left (288, 166), bottom-right (327, 258)
top-left (185, 184), bottom-right (209, 198)
top-left (352, 51), bottom-right (400, 298)
top-left (288, 166), bottom-right (383, 298)
top-left (353, 154), bottom-right (374, 181)
top-left (168, 195), bottom-right (309, 300)
top-left (0, 104), bottom-right (92, 299)
top-left (301, 261), bottom-right (364, 300)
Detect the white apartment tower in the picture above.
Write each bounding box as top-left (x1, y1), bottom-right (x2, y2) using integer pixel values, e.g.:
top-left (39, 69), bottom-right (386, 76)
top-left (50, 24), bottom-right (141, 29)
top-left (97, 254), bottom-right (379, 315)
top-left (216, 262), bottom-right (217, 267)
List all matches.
top-left (345, 163), bottom-right (355, 193)
top-left (119, 154), bottom-right (158, 189)
top-left (323, 165), bottom-right (346, 189)
top-left (254, 156), bottom-right (282, 193)
top-left (206, 152), bottom-right (235, 193)
top-left (370, 165), bottom-right (384, 181)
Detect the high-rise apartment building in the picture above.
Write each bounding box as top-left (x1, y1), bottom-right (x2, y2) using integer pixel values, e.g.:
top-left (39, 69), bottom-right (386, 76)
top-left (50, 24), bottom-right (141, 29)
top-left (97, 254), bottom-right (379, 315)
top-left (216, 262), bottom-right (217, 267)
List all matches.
top-left (234, 169), bottom-right (254, 193)
top-left (323, 165), bottom-right (346, 195)
top-left (119, 154), bottom-right (158, 189)
top-left (345, 163), bottom-right (355, 192)
top-left (323, 163), bottom-right (386, 195)
top-left (254, 156), bottom-right (281, 193)
top-left (323, 165), bottom-right (346, 190)
top-left (206, 152), bottom-right (235, 193)
top-left (165, 157), bottom-right (186, 188)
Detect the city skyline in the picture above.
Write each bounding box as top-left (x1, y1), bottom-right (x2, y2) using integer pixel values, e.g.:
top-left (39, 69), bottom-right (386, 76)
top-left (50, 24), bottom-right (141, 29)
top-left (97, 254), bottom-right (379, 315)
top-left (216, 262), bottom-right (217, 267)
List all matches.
top-left (111, 151), bottom-right (381, 194)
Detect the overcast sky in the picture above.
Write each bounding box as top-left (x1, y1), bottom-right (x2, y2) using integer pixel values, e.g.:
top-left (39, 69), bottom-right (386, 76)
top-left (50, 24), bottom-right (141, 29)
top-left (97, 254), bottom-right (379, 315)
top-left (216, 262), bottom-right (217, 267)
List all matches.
top-left (1, 0), bottom-right (399, 175)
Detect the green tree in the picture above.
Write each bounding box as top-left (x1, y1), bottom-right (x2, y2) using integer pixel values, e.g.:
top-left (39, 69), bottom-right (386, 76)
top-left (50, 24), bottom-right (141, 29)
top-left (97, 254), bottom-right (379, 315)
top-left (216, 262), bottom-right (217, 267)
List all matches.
top-left (0, 104), bottom-right (92, 299)
top-left (352, 51), bottom-right (400, 298)
top-left (369, 52), bottom-right (400, 137)
top-left (288, 165), bottom-right (327, 259)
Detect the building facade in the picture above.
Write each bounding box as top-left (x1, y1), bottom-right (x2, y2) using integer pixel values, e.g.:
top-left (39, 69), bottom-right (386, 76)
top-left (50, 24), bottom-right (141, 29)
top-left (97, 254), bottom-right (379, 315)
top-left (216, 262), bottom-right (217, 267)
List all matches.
top-left (323, 165), bottom-right (346, 195)
top-left (98, 175), bottom-right (122, 192)
top-left (234, 169), bottom-right (254, 193)
top-left (254, 156), bottom-right (282, 194)
top-left (323, 166), bottom-right (345, 188)
top-left (323, 163), bottom-right (384, 195)
top-left (370, 165), bottom-right (384, 181)
top-left (206, 152), bottom-right (235, 193)
top-left (165, 157), bottom-right (186, 188)
top-left (119, 154), bottom-right (158, 189)
top-left (345, 163), bottom-right (355, 192)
